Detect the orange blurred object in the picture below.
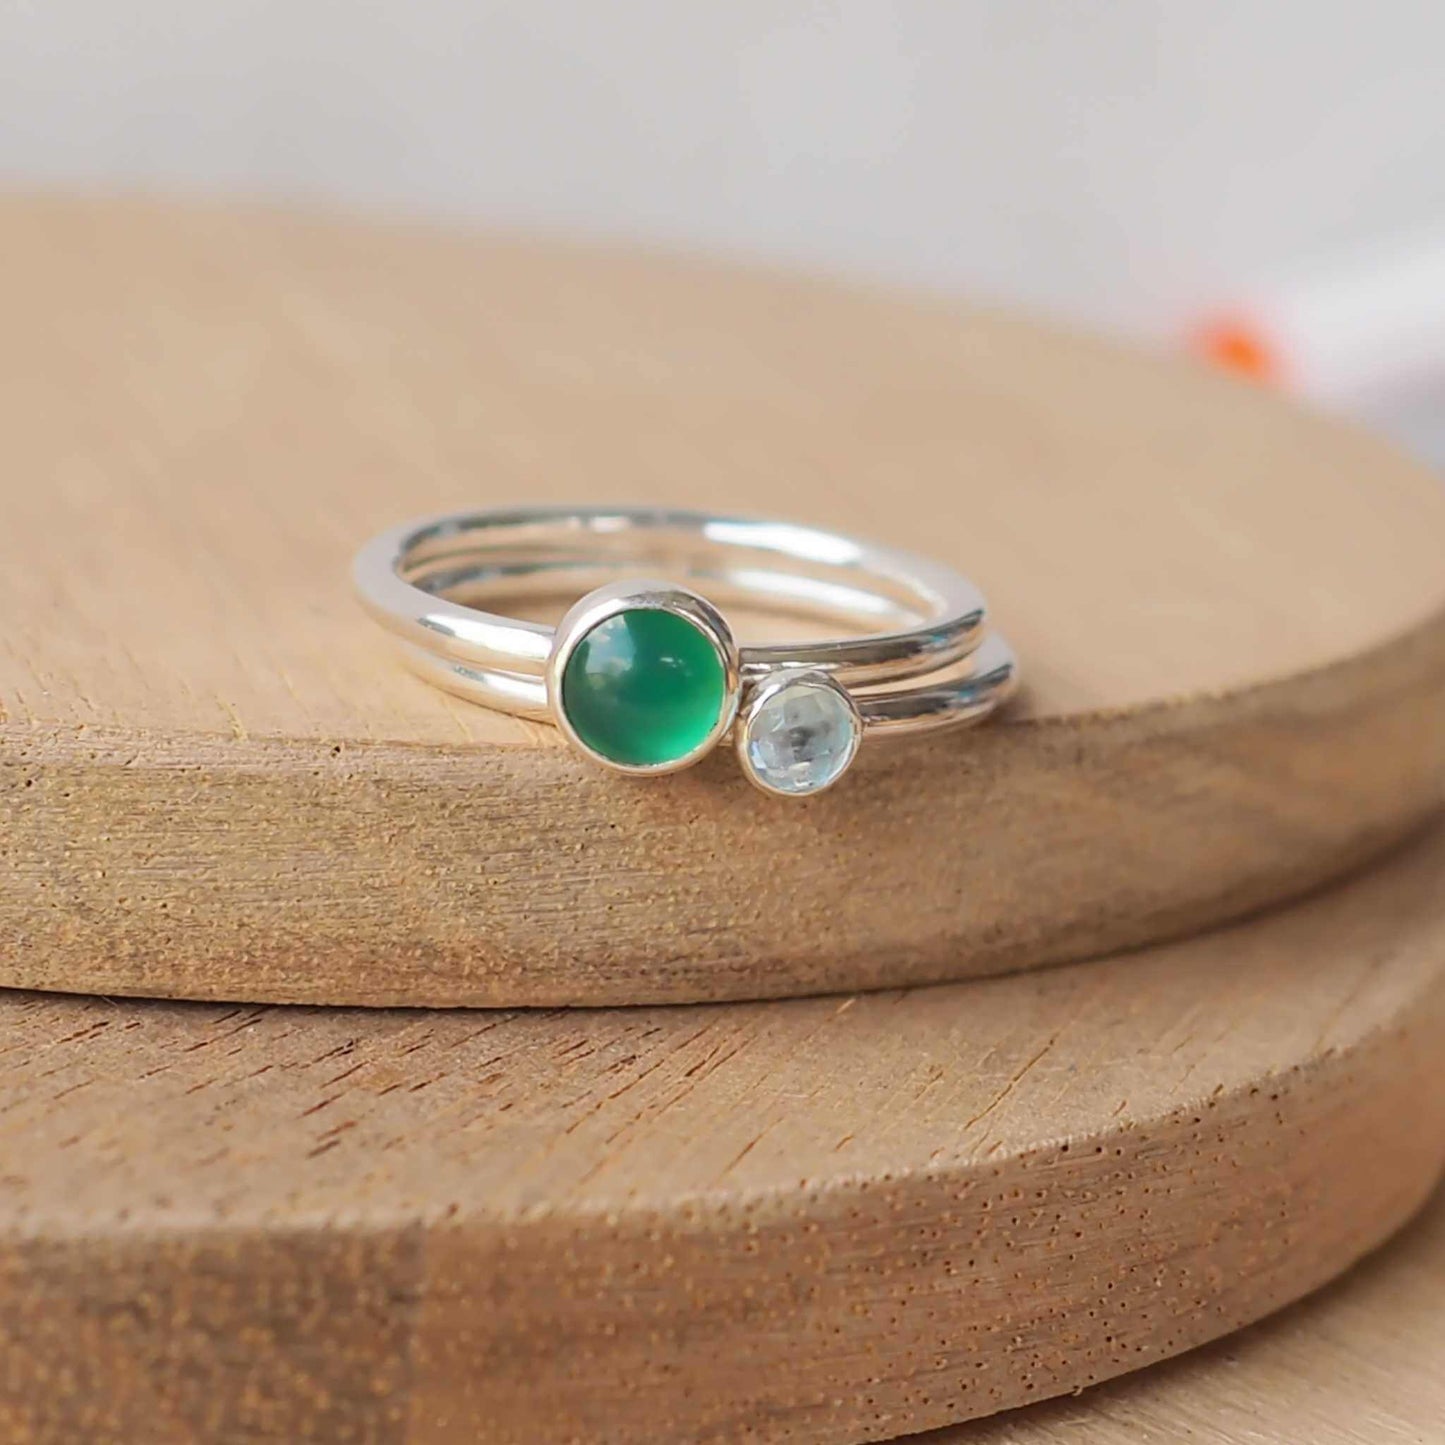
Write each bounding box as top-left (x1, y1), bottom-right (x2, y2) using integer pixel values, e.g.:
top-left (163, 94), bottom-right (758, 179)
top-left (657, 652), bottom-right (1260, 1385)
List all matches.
top-left (1192, 317), bottom-right (1281, 384)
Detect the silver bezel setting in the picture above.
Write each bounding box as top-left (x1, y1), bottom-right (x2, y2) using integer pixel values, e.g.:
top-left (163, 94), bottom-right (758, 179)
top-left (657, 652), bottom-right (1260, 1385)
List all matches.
top-left (735, 668), bottom-right (864, 798)
top-left (545, 580), bottom-right (742, 776)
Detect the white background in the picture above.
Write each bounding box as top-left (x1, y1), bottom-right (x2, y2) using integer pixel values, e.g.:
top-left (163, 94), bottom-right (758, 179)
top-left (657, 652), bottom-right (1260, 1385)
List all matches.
top-left (2, 1), bottom-right (1443, 337)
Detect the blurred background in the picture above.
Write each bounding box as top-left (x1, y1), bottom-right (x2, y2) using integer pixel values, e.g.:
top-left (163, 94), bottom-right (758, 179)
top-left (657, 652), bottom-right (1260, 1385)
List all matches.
top-left (3, 1), bottom-right (1443, 459)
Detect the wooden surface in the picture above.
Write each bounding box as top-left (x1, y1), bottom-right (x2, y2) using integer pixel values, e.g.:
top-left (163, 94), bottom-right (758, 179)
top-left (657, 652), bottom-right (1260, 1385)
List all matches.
top-left (0, 822), bottom-right (1442, 1443)
top-left (947, 1179), bottom-right (1445, 1444)
top-left (2, 196), bottom-right (1445, 1005)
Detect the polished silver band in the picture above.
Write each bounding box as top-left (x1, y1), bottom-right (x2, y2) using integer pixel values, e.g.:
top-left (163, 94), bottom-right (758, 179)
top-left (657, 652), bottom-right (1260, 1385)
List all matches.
top-left (353, 507), bottom-right (1018, 796)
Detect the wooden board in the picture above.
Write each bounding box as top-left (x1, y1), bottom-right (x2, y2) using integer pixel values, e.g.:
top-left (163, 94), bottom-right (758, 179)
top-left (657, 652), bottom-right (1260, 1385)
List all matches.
top-left (946, 1179), bottom-right (1445, 1444)
top-left (2, 197), bottom-right (1445, 1006)
top-left (0, 822), bottom-right (1442, 1443)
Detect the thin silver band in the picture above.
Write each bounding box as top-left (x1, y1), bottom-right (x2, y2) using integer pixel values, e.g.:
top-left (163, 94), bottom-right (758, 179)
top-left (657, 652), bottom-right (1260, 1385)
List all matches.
top-left (353, 506), bottom-right (1018, 793)
top-left (354, 507), bottom-right (988, 686)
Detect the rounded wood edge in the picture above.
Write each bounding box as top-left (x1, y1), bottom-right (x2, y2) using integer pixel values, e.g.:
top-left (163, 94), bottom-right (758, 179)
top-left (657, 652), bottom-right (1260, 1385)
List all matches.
top-left (6, 195), bottom-right (1445, 1007)
top-left (0, 825), bottom-right (1442, 1442)
top-left (944, 1182), bottom-right (1445, 1443)
top-left (4, 607), bottom-right (1444, 1006)
top-left (449, 1029), bottom-right (1439, 1445)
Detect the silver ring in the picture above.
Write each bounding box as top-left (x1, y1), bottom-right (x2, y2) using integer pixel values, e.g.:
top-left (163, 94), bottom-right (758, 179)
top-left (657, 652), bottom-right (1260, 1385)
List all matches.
top-left (353, 507), bottom-right (1018, 797)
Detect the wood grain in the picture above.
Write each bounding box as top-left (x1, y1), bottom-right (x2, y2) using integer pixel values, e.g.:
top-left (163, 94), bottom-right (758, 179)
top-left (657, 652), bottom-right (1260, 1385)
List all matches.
top-left (0, 822), bottom-right (1442, 1443)
top-left (947, 1180), bottom-right (1445, 1444)
top-left (1, 196), bottom-right (1445, 1005)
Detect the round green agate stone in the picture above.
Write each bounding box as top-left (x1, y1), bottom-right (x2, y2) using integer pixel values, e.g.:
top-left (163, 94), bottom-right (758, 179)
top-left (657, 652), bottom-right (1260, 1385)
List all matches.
top-left (560, 607), bottom-right (727, 767)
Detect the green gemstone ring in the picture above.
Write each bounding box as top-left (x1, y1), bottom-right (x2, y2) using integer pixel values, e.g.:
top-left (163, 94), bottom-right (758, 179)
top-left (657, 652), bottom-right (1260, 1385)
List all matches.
top-left (354, 507), bottom-right (1019, 797)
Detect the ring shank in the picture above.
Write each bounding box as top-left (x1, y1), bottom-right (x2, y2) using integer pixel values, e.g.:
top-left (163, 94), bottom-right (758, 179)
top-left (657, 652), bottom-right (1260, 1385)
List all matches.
top-left (353, 506), bottom-right (1017, 741)
top-left (354, 507), bottom-right (987, 686)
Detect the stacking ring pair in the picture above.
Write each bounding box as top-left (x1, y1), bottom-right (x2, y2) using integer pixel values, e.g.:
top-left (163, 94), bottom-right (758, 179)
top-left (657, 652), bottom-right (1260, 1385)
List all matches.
top-left (353, 507), bottom-right (1018, 798)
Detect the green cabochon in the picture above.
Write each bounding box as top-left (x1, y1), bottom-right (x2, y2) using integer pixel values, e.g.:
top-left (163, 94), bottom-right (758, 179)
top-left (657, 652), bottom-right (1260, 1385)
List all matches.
top-left (560, 608), bottom-right (727, 767)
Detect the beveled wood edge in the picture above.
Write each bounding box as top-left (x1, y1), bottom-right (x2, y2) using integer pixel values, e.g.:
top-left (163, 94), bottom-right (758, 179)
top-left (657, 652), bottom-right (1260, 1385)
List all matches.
top-left (1, 982), bottom-right (1438, 1444)
top-left (3, 606), bottom-right (1444, 1007)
